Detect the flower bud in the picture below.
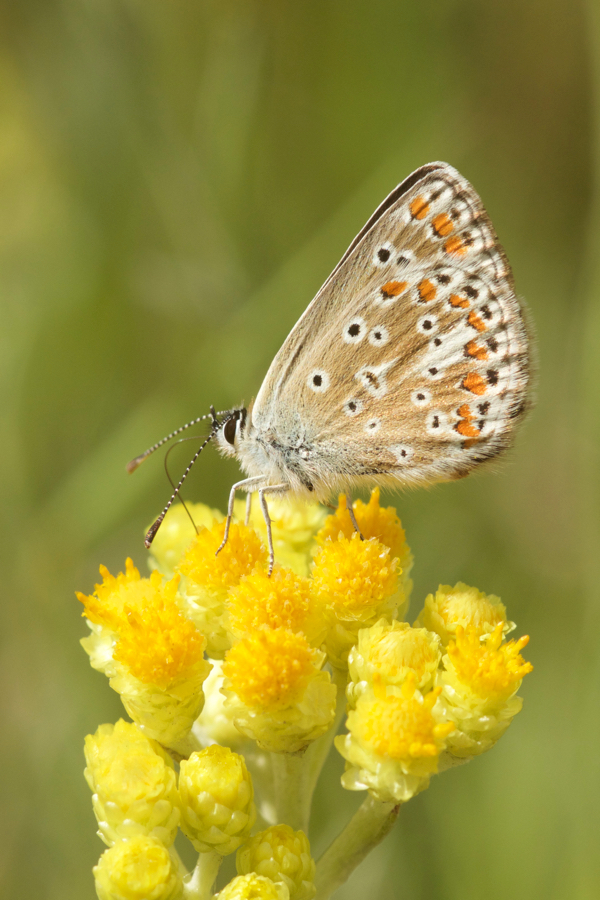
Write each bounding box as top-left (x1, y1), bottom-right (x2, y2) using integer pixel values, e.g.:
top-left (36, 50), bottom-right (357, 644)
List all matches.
top-left (178, 745), bottom-right (256, 855)
top-left (236, 824), bottom-right (316, 900)
top-left (217, 874), bottom-right (289, 900)
top-left (93, 836), bottom-right (182, 900)
top-left (84, 719), bottom-right (180, 847)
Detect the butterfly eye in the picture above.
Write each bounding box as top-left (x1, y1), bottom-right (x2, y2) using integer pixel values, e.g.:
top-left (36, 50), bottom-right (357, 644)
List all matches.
top-left (223, 417), bottom-right (237, 445)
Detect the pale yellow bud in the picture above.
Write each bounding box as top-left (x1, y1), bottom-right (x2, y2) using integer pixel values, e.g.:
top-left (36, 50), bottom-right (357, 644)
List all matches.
top-left (236, 825), bottom-right (316, 900)
top-left (217, 873), bottom-right (290, 900)
top-left (93, 836), bottom-right (182, 900)
top-left (178, 745), bottom-right (256, 855)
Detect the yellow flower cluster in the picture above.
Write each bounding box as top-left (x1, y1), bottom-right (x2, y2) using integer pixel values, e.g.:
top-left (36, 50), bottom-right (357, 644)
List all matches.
top-left (78, 488), bottom-right (531, 898)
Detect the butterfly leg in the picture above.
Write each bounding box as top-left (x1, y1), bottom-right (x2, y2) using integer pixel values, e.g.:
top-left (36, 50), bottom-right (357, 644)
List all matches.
top-left (244, 491), bottom-right (253, 526)
top-left (345, 495), bottom-right (365, 541)
top-left (216, 476), bottom-right (265, 557)
top-left (258, 483), bottom-right (290, 575)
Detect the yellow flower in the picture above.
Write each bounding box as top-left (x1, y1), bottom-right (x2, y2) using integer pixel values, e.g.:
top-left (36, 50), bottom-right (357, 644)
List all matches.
top-left (336, 676), bottom-right (454, 802)
top-left (93, 836), bottom-right (182, 900)
top-left (236, 824), bottom-right (316, 900)
top-left (148, 501), bottom-right (224, 579)
top-left (347, 620), bottom-right (441, 707)
top-left (437, 625), bottom-right (533, 760)
top-left (311, 534), bottom-right (399, 668)
top-left (415, 582), bottom-right (513, 647)
top-left (177, 520), bottom-right (267, 658)
top-left (79, 561), bottom-right (211, 748)
top-left (317, 488), bottom-right (413, 602)
top-left (227, 567), bottom-right (325, 647)
top-left (216, 873), bottom-right (290, 900)
top-left (222, 629), bottom-right (336, 753)
top-left (84, 719), bottom-right (180, 847)
top-left (178, 745), bottom-right (256, 855)
top-left (235, 496), bottom-right (328, 577)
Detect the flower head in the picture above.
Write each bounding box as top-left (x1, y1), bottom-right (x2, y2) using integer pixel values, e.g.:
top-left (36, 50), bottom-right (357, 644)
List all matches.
top-left (347, 620), bottom-right (441, 706)
top-left (93, 836), bottom-right (183, 900)
top-left (311, 533), bottom-right (399, 667)
top-left (79, 561), bottom-right (210, 748)
top-left (236, 824), bottom-right (316, 900)
top-left (222, 629), bottom-right (336, 752)
top-left (227, 567), bottom-right (325, 646)
top-left (415, 582), bottom-right (513, 647)
top-left (437, 624), bottom-right (533, 761)
top-left (177, 520), bottom-right (267, 658)
top-left (336, 675), bottom-right (454, 802)
top-left (84, 719), bottom-right (180, 847)
top-left (317, 489), bottom-right (413, 600)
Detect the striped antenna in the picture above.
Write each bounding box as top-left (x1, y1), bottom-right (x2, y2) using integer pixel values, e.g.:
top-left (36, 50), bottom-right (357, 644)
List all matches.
top-left (143, 410), bottom-right (236, 548)
top-left (126, 408), bottom-right (222, 474)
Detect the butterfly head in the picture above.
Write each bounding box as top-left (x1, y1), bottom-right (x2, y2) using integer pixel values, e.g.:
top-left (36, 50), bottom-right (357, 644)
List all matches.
top-left (214, 406), bottom-right (249, 459)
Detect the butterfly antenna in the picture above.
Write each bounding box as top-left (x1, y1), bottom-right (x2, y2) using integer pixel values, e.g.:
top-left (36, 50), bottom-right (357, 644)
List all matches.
top-left (126, 407), bottom-right (221, 473)
top-left (144, 411), bottom-right (234, 548)
top-left (163, 436), bottom-right (204, 536)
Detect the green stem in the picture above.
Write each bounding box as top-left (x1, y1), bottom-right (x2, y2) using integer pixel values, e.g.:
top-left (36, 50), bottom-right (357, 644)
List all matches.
top-left (271, 751), bottom-right (313, 833)
top-left (183, 850), bottom-right (222, 900)
top-left (314, 795), bottom-right (400, 900)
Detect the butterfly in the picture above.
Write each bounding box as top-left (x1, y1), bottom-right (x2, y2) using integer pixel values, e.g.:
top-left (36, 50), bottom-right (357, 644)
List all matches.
top-left (130, 162), bottom-right (531, 573)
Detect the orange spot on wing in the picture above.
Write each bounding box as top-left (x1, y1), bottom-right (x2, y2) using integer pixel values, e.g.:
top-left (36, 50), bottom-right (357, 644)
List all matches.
top-left (381, 280), bottom-right (408, 299)
top-left (467, 311), bottom-right (487, 332)
top-left (455, 403), bottom-right (481, 439)
top-left (449, 294), bottom-right (470, 309)
top-left (432, 213), bottom-right (453, 237)
top-left (418, 279), bottom-right (437, 302)
top-left (444, 235), bottom-right (467, 257)
top-left (462, 372), bottom-right (487, 395)
top-left (410, 196), bottom-right (430, 220)
top-left (465, 339), bottom-right (488, 360)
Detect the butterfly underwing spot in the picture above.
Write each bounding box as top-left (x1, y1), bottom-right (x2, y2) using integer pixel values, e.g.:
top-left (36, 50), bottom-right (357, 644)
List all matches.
top-left (424, 364), bottom-right (444, 381)
top-left (426, 411), bottom-right (448, 435)
top-left (411, 389), bottom-right (432, 407)
top-left (365, 418), bottom-right (381, 433)
top-left (417, 315), bottom-right (438, 334)
top-left (478, 401), bottom-right (491, 415)
top-left (444, 235), bottom-right (468, 257)
top-left (487, 336), bottom-right (499, 353)
top-left (431, 212), bottom-right (454, 237)
top-left (376, 280), bottom-right (409, 306)
top-left (396, 250), bottom-right (415, 269)
top-left (461, 372), bottom-right (487, 395)
top-left (410, 196), bottom-right (430, 220)
top-left (449, 293), bottom-right (470, 309)
top-left (355, 360), bottom-right (396, 398)
top-left (308, 370), bottom-right (330, 393)
top-left (343, 398), bottom-right (364, 417)
top-left (455, 403), bottom-right (481, 439)
top-left (464, 339), bottom-right (488, 361)
top-left (433, 337), bottom-right (443, 347)
top-left (467, 310), bottom-right (487, 332)
top-left (343, 317), bottom-right (366, 344)
top-left (487, 369), bottom-right (499, 386)
top-left (368, 325), bottom-right (389, 346)
top-left (373, 242), bottom-right (395, 268)
top-left (393, 444), bottom-right (414, 463)
top-left (417, 279), bottom-right (437, 302)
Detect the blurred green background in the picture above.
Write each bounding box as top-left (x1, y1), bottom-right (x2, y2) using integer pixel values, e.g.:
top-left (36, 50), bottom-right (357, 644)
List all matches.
top-left (1, 0), bottom-right (599, 897)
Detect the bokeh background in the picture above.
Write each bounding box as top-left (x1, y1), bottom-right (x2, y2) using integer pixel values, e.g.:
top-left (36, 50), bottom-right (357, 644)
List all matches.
top-left (1, 0), bottom-right (599, 897)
